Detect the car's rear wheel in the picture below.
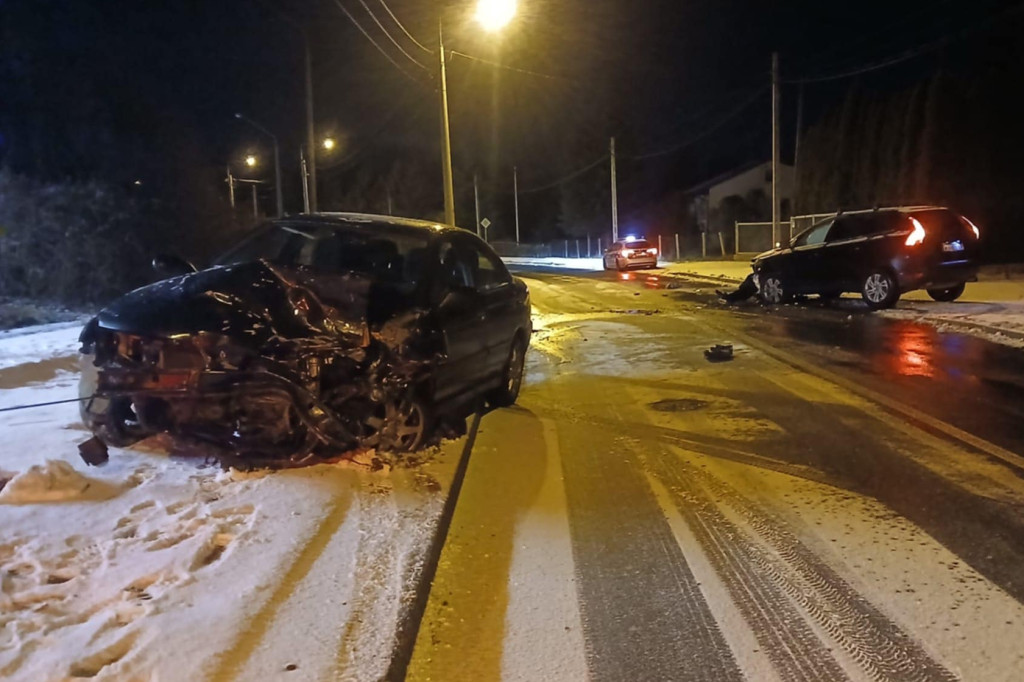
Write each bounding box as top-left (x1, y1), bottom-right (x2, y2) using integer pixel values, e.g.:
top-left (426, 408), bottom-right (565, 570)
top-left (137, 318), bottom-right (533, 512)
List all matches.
top-left (927, 283), bottom-right (966, 302)
top-left (759, 275), bottom-right (787, 305)
top-left (616, 258), bottom-right (627, 272)
top-left (489, 336), bottom-right (527, 407)
top-left (861, 270), bottom-right (900, 310)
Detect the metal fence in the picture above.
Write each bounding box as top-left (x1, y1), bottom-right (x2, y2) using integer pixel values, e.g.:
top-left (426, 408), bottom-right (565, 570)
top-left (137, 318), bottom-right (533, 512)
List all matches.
top-left (734, 222), bottom-right (774, 255)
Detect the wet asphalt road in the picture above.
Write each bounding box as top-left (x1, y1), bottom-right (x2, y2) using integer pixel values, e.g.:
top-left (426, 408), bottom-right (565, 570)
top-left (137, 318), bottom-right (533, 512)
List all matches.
top-left (411, 263), bottom-right (1024, 681)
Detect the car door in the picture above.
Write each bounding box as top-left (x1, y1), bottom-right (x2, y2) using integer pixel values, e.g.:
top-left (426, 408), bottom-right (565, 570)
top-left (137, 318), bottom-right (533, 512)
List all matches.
top-left (431, 239), bottom-right (490, 401)
top-left (457, 235), bottom-right (519, 378)
top-left (786, 220), bottom-right (833, 293)
top-left (819, 215), bottom-right (873, 292)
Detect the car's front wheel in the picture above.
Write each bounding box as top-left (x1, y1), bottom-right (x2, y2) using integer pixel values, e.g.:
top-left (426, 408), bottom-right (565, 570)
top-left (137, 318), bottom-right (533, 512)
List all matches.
top-left (927, 283), bottom-right (966, 302)
top-left (759, 275), bottom-right (787, 305)
top-left (489, 336), bottom-right (527, 407)
top-left (861, 270), bottom-right (900, 310)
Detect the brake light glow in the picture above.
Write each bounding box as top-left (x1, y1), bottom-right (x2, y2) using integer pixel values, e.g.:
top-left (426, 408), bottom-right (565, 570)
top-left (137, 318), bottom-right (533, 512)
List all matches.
top-left (621, 248), bottom-right (633, 257)
top-left (906, 217), bottom-right (926, 247)
top-left (964, 216), bottom-right (981, 239)
top-left (650, 248), bottom-right (658, 256)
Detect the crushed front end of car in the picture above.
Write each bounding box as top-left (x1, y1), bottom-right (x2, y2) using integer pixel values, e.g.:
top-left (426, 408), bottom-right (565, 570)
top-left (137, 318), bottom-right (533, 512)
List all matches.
top-left (78, 260), bottom-right (443, 466)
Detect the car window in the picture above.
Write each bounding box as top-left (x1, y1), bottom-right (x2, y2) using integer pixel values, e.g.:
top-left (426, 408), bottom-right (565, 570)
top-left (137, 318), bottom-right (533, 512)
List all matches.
top-left (470, 245), bottom-right (511, 291)
top-left (438, 241), bottom-right (475, 290)
top-left (217, 223), bottom-right (430, 285)
top-left (793, 221), bottom-right (831, 247)
top-left (827, 216), bottom-right (873, 242)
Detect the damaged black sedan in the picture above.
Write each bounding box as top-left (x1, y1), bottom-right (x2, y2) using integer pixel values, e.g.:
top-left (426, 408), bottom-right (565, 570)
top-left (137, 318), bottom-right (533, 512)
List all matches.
top-left (78, 214), bottom-right (532, 464)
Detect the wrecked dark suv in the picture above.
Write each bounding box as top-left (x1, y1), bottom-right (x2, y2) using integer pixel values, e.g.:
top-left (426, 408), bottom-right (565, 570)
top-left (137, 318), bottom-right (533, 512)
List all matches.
top-left (78, 214), bottom-right (532, 464)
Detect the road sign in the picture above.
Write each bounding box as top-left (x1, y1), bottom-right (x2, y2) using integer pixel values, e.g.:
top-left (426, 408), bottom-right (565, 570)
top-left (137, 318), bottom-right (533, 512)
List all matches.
top-left (480, 218), bottom-right (491, 229)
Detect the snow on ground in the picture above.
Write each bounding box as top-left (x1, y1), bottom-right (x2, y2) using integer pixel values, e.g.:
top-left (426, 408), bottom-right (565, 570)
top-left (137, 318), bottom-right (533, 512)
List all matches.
top-left (0, 323), bottom-right (464, 681)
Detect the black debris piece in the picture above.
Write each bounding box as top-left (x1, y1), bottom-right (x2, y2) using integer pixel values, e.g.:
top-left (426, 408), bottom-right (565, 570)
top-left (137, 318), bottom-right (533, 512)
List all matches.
top-left (704, 344), bottom-right (734, 362)
top-left (78, 435), bottom-right (110, 466)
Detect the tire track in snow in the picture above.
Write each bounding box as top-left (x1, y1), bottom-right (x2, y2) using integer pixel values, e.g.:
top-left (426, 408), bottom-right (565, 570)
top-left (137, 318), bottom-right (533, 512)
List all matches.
top-left (647, 451), bottom-right (850, 682)
top-left (554, 390), bottom-right (743, 682)
top-left (670, 451), bottom-right (958, 682)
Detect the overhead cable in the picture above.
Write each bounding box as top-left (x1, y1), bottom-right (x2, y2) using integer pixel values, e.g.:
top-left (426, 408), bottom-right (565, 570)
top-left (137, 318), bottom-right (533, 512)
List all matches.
top-left (329, 0), bottom-right (423, 83)
top-left (355, 0), bottom-right (430, 71)
top-left (376, 0), bottom-right (432, 53)
top-left (623, 86), bottom-right (769, 161)
top-left (449, 50), bottom-right (573, 83)
top-left (519, 155), bottom-right (609, 194)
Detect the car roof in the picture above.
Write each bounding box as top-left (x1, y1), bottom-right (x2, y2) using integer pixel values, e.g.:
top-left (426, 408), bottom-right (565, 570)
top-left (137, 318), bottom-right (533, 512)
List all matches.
top-left (838, 205), bottom-right (949, 217)
top-left (274, 212), bottom-right (467, 240)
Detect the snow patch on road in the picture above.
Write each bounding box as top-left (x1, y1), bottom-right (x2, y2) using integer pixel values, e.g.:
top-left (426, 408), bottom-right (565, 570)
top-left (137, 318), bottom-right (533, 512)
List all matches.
top-left (0, 323), bottom-right (83, 371)
top-left (0, 459), bottom-right (119, 503)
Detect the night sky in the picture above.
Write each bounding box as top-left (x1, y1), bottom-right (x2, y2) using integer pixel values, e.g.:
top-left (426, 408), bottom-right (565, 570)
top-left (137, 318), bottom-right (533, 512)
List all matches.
top-left (1, 0), bottom-right (1020, 232)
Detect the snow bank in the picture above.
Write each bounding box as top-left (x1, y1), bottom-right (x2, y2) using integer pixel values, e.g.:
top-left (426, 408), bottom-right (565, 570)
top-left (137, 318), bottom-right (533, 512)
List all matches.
top-left (0, 459), bottom-right (118, 503)
top-left (0, 322), bottom-right (83, 371)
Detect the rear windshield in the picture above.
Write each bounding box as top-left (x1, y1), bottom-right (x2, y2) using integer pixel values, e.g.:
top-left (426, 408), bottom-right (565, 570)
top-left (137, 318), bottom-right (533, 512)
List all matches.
top-left (908, 209), bottom-right (972, 241)
top-left (622, 240), bottom-right (651, 249)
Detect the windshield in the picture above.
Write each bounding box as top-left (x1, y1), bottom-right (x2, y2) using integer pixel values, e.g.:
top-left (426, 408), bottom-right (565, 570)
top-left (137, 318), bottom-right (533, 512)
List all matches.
top-left (216, 222), bottom-right (432, 286)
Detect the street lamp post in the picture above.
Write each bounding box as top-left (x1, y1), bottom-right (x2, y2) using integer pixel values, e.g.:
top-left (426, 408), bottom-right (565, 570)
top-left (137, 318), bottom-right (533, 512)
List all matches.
top-left (235, 113), bottom-right (283, 218)
top-left (437, 1), bottom-right (517, 228)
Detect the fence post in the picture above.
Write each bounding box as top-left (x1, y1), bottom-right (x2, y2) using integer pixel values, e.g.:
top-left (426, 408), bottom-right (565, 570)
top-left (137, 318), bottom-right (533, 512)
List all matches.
top-left (735, 221), bottom-right (740, 255)
top-left (597, 237), bottom-right (602, 255)
top-left (701, 232), bottom-right (707, 259)
top-left (564, 240), bottom-right (568, 258)
top-left (658, 235), bottom-right (663, 262)
top-left (575, 239), bottom-right (580, 258)
top-left (718, 232), bottom-right (726, 257)
top-left (587, 234), bottom-right (591, 257)
top-left (675, 233), bottom-right (680, 261)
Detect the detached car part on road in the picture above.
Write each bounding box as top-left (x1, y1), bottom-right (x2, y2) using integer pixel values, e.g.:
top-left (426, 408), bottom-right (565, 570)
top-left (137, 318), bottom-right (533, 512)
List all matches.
top-left (752, 206), bottom-right (980, 310)
top-left (79, 214), bottom-right (532, 464)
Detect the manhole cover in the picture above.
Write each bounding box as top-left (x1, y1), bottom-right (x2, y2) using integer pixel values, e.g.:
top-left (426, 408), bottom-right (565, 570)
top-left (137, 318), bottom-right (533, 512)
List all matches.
top-left (649, 398), bottom-right (709, 413)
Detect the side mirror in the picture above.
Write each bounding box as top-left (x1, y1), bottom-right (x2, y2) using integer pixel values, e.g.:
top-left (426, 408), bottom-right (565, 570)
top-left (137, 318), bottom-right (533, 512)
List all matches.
top-left (152, 254), bottom-right (197, 278)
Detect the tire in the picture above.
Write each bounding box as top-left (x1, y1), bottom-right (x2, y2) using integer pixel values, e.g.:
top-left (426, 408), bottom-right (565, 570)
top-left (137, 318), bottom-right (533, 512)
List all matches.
top-left (927, 282), bottom-right (966, 302)
top-left (861, 269), bottom-right (900, 310)
top-left (362, 394), bottom-right (430, 453)
top-left (488, 336), bottom-right (527, 407)
top-left (615, 258), bottom-right (627, 272)
top-left (759, 274), bottom-right (787, 305)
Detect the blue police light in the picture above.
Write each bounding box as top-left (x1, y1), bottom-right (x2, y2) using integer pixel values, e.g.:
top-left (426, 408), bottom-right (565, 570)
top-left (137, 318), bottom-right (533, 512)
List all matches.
top-left (624, 235), bottom-right (637, 243)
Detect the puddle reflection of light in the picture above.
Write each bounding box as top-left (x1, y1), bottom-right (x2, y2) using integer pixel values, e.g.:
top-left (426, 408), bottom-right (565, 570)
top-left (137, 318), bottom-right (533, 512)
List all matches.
top-left (619, 272), bottom-right (633, 281)
top-left (891, 326), bottom-right (935, 378)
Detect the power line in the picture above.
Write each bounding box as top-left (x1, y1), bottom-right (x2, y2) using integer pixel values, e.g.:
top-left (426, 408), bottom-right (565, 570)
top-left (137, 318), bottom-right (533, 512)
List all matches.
top-left (519, 154), bottom-right (609, 194)
top-left (376, 0), bottom-right (431, 53)
top-left (448, 50), bottom-right (573, 83)
top-left (623, 86), bottom-right (770, 161)
top-left (329, 0), bottom-right (423, 83)
top-left (788, 2), bottom-right (1024, 84)
top-left (355, 0), bottom-right (429, 72)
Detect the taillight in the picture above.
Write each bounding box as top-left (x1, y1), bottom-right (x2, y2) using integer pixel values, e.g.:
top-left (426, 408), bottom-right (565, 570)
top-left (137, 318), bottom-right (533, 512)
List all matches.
top-left (963, 216), bottom-right (981, 239)
top-left (650, 248), bottom-right (658, 256)
top-left (906, 217), bottom-right (926, 247)
top-left (621, 249), bottom-right (633, 257)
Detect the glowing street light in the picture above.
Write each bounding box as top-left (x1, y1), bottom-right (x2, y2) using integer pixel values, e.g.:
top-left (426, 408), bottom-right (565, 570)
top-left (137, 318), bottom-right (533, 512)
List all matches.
top-left (245, 154), bottom-right (258, 168)
top-left (322, 137), bottom-right (336, 151)
top-left (475, 0), bottom-right (517, 32)
top-left (438, 0), bottom-right (518, 227)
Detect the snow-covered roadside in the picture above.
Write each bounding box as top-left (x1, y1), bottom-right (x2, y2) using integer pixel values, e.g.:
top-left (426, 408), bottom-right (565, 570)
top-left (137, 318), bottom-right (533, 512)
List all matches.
top-left (503, 256), bottom-right (604, 271)
top-left (0, 324), bottom-right (465, 681)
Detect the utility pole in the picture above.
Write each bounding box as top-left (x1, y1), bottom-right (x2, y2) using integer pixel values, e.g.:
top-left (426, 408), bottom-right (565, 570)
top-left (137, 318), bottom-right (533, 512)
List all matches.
top-left (771, 52), bottom-right (781, 247)
top-left (513, 166), bottom-right (520, 244)
top-left (387, 186), bottom-right (394, 216)
top-left (438, 21), bottom-right (456, 226)
top-left (794, 82), bottom-right (804, 178)
top-left (473, 173), bottom-right (481, 236)
top-left (299, 147), bottom-right (310, 213)
top-left (252, 184), bottom-right (258, 219)
top-left (305, 42), bottom-right (318, 213)
top-left (610, 137), bottom-right (620, 243)
top-left (226, 166), bottom-right (235, 208)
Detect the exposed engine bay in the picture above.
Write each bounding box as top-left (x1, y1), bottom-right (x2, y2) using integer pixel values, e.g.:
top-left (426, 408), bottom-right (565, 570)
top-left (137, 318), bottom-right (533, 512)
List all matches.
top-left (79, 260), bottom-right (444, 466)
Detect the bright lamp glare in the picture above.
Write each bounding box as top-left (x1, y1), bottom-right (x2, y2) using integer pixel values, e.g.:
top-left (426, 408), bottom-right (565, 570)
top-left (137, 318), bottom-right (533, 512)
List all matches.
top-left (245, 155), bottom-right (257, 167)
top-left (322, 137), bottom-right (336, 151)
top-left (475, 0), bottom-right (516, 31)
top-left (624, 235), bottom-right (637, 242)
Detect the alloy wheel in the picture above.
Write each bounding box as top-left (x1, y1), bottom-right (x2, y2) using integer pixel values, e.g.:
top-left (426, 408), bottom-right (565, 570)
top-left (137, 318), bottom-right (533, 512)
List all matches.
top-left (863, 273), bottom-right (891, 305)
top-left (761, 276), bottom-right (784, 304)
